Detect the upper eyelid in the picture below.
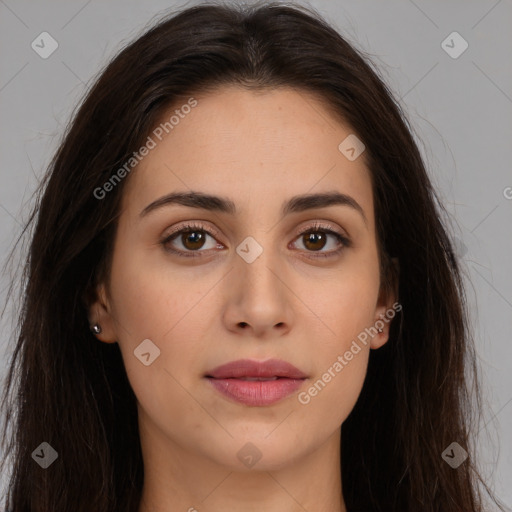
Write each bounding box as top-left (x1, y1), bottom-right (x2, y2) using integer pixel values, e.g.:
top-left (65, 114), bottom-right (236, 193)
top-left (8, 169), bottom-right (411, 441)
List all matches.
top-left (162, 221), bottom-right (221, 241)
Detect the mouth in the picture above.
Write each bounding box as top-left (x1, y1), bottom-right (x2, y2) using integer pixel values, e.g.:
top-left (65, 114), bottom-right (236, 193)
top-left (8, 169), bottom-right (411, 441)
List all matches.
top-left (205, 358), bottom-right (308, 406)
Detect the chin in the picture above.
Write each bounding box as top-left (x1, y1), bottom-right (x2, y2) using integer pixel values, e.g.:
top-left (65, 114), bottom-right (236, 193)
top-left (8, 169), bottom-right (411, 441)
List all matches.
top-left (211, 434), bottom-right (304, 472)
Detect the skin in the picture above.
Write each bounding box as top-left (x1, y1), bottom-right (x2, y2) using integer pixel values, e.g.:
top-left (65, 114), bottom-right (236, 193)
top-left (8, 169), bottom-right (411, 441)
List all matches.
top-left (89, 85), bottom-right (398, 512)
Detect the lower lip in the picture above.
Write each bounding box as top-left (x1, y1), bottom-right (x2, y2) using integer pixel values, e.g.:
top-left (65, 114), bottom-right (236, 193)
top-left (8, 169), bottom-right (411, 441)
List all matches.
top-left (206, 377), bottom-right (305, 406)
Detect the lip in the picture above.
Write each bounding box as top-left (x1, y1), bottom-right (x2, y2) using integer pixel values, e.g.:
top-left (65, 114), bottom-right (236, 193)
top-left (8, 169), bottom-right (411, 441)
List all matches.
top-left (205, 358), bottom-right (308, 406)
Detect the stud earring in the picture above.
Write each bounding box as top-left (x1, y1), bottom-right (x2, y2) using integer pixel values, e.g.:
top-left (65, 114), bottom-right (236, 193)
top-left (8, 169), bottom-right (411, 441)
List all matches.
top-left (90, 323), bottom-right (102, 334)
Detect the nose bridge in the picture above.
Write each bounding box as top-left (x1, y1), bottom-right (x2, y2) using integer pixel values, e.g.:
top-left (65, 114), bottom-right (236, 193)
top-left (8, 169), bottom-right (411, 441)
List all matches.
top-left (230, 229), bottom-right (291, 321)
top-left (235, 230), bottom-right (282, 292)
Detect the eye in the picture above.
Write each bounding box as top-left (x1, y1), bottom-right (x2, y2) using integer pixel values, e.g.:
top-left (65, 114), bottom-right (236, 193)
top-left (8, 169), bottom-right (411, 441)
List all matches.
top-left (160, 222), bottom-right (222, 258)
top-left (290, 221), bottom-right (351, 258)
top-left (160, 221), bottom-right (351, 258)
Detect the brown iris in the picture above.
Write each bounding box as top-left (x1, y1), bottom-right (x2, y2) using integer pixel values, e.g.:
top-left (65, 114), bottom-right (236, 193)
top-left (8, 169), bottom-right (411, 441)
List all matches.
top-left (181, 230), bottom-right (206, 250)
top-left (303, 231), bottom-right (327, 251)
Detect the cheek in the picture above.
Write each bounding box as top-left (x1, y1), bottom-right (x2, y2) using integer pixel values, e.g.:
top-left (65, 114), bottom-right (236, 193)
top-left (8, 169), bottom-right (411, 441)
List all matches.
top-left (298, 259), bottom-right (380, 347)
top-left (294, 284), bottom-right (373, 436)
top-left (108, 257), bottom-right (210, 436)
top-left (108, 240), bottom-right (215, 340)
top-left (107, 247), bottom-right (219, 396)
top-left (290, 262), bottom-right (378, 427)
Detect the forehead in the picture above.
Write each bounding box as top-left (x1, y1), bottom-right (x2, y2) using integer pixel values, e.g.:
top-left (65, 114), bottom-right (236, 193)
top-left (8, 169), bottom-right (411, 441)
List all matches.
top-left (121, 85), bottom-right (374, 226)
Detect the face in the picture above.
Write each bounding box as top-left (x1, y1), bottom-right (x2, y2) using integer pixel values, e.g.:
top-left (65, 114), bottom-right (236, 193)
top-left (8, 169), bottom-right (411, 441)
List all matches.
top-left (90, 85), bottom-right (396, 475)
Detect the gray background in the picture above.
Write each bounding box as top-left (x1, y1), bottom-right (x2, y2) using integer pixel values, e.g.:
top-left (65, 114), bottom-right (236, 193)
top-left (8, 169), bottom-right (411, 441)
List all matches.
top-left (0, 0), bottom-right (511, 508)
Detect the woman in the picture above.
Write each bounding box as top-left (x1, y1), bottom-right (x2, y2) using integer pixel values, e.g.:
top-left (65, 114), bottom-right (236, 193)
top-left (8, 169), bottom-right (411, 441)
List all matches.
top-left (0, 2), bottom-right (506, 511)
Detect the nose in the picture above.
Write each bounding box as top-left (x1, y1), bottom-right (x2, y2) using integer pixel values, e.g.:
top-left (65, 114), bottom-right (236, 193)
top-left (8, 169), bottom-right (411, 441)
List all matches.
top-left (223, 239), bottom-right (293, 338)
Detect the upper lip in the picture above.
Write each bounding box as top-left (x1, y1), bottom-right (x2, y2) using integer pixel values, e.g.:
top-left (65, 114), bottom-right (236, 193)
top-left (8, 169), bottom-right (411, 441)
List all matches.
top-left (205, 358), bottom-right (308, 379)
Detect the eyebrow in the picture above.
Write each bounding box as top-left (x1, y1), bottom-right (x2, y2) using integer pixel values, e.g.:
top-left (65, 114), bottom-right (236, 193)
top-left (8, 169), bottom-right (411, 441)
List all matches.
top-left (139, 190), bottom-right (367, 226)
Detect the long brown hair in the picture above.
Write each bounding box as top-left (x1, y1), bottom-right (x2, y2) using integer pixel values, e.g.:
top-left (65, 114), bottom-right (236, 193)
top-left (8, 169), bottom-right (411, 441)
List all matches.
top-left (1, 2), bottom-right (506, 511)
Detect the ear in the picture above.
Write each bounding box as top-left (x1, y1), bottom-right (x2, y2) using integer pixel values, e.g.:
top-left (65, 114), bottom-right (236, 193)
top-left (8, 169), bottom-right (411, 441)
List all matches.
top-left (87, 283), bottom-right (118, 344)
top-left (371, 256), bottom-right (400, 350)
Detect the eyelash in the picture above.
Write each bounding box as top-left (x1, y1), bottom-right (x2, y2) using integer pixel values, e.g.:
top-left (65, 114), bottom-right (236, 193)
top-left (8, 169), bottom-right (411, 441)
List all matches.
top-left (160, 221), bottom-right (351, 259)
